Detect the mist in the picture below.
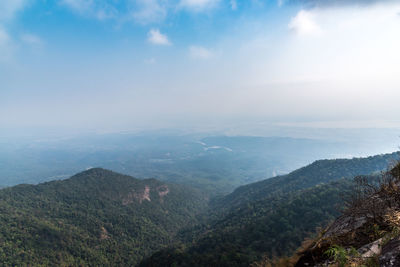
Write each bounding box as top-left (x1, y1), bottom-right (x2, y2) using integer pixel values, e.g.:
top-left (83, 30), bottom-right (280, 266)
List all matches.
top-left (1, 0), bottom-right (400, 134)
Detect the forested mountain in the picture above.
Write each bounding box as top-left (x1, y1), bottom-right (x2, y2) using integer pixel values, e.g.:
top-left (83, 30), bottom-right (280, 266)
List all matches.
top-left (0, 168), bottom-right (208, 266)
top-left (217, 152), bottom-right (400, 210)
top-left (141, 179), bottom-right (353, 267)
top-left (1, 152), bottom-right (399, 266)
top-left (141, 152), bottom-right (399, 266)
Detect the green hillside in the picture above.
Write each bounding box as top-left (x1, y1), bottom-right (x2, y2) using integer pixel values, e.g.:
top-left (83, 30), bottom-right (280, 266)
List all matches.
top-left (140, 179), bottom-right (353, 267)
top-left (217, 152), bottom-right (399, 210)
top-left (0, 168), bottom-right (208, 266)
top-left (140, 152), bottom-right (399, 266)
top-left (1, 152), bottom-right (398, 266)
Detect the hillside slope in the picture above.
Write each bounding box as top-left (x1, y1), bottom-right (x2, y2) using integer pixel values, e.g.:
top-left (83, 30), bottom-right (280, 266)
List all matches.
top-left (141, 152), bottom-right (399, 266)
top-left (141, 179), bottom-right (353, 267)
top-left (2, 152), bottom-right (398, 266)
top-left (217, 152), bottom-right (399, 210)
top-left (0, 168), bottom-right (208, 266)
top-left (295, 163), bottom-right (400, 267)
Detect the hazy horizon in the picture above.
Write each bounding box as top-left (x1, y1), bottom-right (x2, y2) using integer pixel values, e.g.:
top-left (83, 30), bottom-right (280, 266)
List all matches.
top-left (2, 0), bottom-right (400, 134)
top-left (3, 1), bottom-right (400, 264)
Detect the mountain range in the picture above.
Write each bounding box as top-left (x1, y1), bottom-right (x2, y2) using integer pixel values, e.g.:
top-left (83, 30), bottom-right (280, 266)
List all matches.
top-left (0, 134), bottom-right (382, 194)
top-left (141, 152), bottom-right (399, 266)
top-left (0, 152), bottom-right (399, 266)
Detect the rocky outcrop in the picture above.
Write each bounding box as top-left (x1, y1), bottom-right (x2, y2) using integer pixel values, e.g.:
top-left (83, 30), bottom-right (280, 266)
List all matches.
top-left (295, 163), bottom-right (400, 267)
top-left (380, 237), bottom-right (400, 266)
top-left (100, 226), bottom-right (110, 240)
top-left (157, 185), bottom-right (169, 203)
top-left (359, 238), bottom-right (382, 258)
top-left (122, 184), bottom-right (170, 205)
top-left (122, 185), bottom-right (151, 205)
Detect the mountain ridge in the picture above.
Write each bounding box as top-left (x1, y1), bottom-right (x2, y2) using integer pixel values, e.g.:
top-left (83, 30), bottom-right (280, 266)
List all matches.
top-left (0, 168), bottom-right (208, 266)
top-left (294, 162), bottom-right (400, 266)
top-left (141, 151), bottom-right (400, 266)
top-left (216, 152), bottom-right (400, 210)
top-left (1, 152), bottom-right (399, 266)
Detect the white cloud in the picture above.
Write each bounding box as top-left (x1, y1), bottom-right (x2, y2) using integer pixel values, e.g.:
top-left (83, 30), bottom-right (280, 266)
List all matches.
top-left (131, 0), bottom-right (167, 24)
top-left (189, 45), bottom-right (213, 59)
top-left (234, 3), bottom-right (400, 113)
top-left (147, 29), bottom-right (171, 45)
top-left (61, 0), bottom-right (167, 24)
top-left (61, 0), bottom-right (117, 20)
top-left (20, 33), bottom-right (43, 45)
top-left (60, 0), bottom-right (221, 23)
top-left (283, 0), bottom-right (395, 8)
top-left (288, 10), bottom-right (321, 36)
top-left (179, 0), bottom-right (220, 11)
top-left (0, 1), bottom-right (28, 62)
top-left (0, 0), bottom-right (26, 21)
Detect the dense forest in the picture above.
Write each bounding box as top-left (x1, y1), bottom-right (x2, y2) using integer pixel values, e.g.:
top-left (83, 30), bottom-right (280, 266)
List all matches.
top-left (0, 152), bottom-right (398, 266)
top-left (140, 152), bottom-right (399, 266)
top-left (0, 168), bottom-right (208, 266)
top-left (140, 179), bottom-right (353, 267)
top-left (217, 152), bottom-right (399, 210)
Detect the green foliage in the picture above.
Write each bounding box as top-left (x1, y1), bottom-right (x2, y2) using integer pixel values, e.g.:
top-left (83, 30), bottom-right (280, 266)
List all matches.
top-left (360, 256), bottom-right (380, 267)
top-left (141, 153), bottom-right (399, 266)
top-left (0, 168), bottom-right (208, 266)
top-left (141, 179), bottom-right (353, 266)
top-left (217, 152), bottom-right (399, 210)
top-left (324, 245), bottom-right (379, 267)
top-left (1, 151), bottom-right (398, 266)
top-left (382, 226), bottom-right (400, 247)
top-left (324, 245), bottom-right (357, 267)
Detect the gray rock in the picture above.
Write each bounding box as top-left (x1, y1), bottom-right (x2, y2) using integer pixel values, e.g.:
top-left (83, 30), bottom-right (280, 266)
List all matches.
top-left (323, 214), bottom-right (367, 238)
top-left (380, 237), bottom-right (400, 266)
top-left (358, 238), bottom-right (382, 258)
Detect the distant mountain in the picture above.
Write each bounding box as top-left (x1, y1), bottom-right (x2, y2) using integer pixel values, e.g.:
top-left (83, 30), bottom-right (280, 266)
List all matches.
top-left (0, 134), bottom-right (371, 194)
top-left (141, 152), bottom-right (399, 266)
top-left (217, 152), bottom-right (400, 210)
top-left (2, 152), bottom-right (399, 266)
top-left (0, 168), bottom-right (208, 266)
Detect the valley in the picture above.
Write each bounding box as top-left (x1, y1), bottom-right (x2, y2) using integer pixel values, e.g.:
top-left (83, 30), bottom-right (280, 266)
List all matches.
top-left (1, 151), bottom-right (398, 266)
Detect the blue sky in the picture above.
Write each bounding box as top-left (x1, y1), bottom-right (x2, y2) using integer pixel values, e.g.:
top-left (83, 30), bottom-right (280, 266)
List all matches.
top-left (1, 0), bottom-right (400, 133)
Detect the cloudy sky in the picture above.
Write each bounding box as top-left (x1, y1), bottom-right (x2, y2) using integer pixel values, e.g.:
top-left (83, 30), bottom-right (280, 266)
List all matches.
top-left (1, 0), bottom-right (400, 133)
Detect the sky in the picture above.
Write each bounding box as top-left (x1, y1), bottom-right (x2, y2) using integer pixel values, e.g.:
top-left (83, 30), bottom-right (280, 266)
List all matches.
top-left (1, 0), bottom-right (400, 135)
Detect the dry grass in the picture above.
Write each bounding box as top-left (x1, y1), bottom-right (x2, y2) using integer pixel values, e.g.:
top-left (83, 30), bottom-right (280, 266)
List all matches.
top-left (292, 161), bottom-right (400, 266)
top-left (251, 256), bottom-right (298, 267)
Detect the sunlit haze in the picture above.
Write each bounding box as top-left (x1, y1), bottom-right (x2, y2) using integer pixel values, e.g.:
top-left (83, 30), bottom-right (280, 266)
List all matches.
top-left (1, 0), bottom-right (400, 134)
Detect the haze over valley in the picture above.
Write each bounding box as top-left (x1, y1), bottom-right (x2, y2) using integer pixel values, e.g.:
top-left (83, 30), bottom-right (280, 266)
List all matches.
top-left (1, 0), bottom-right (400, 266)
